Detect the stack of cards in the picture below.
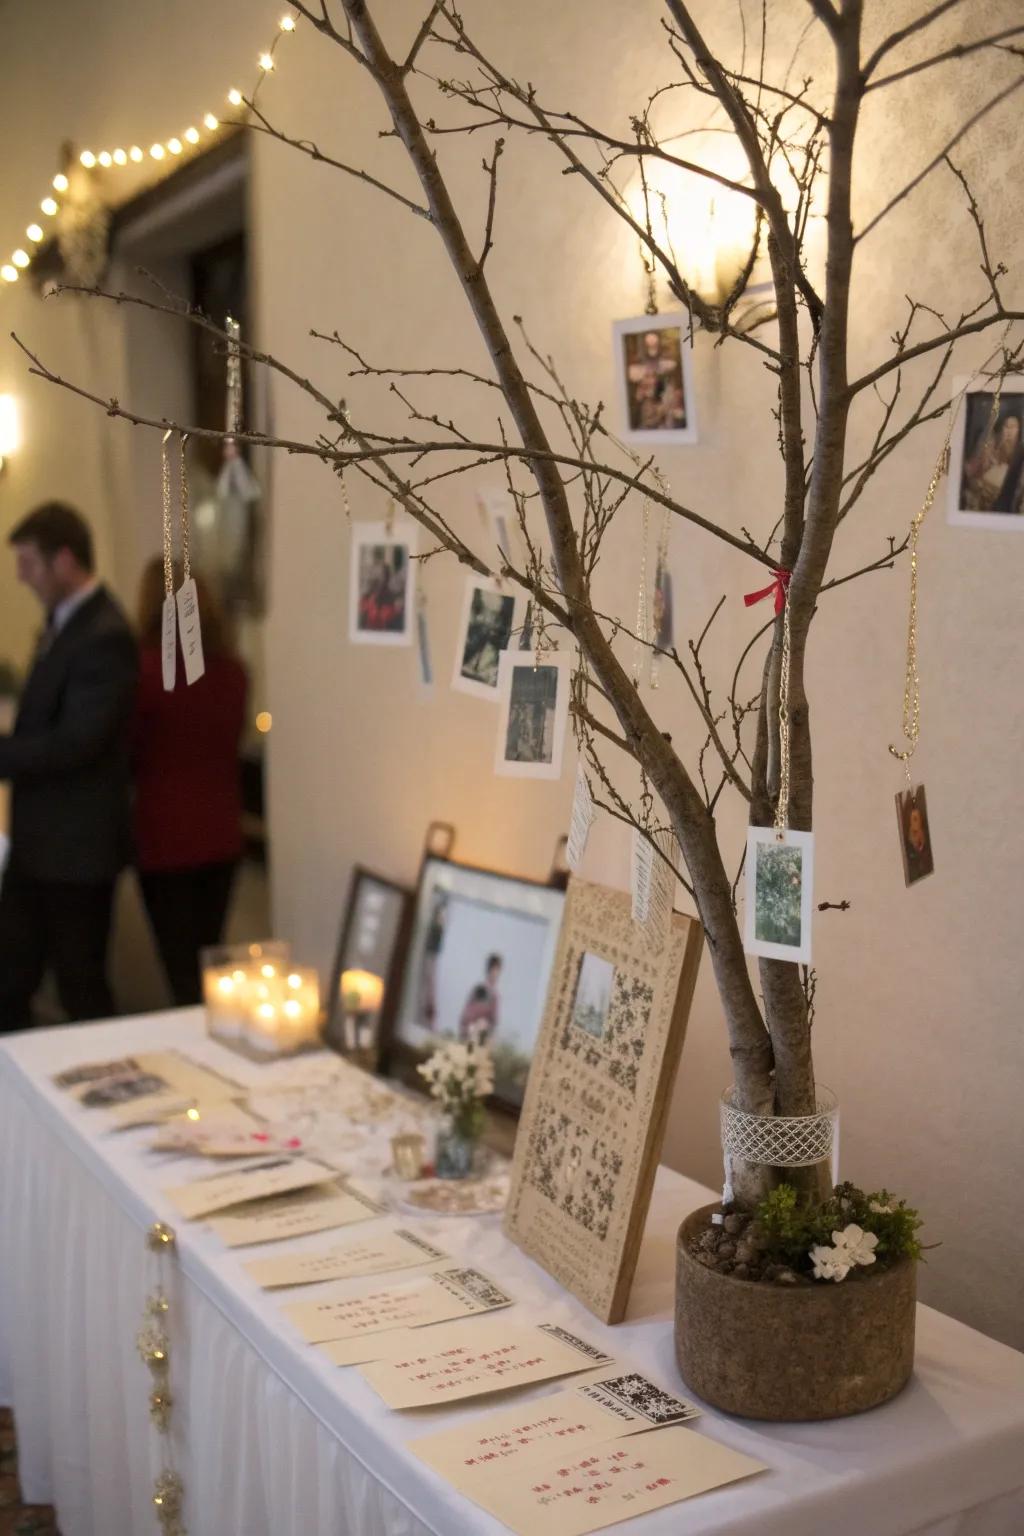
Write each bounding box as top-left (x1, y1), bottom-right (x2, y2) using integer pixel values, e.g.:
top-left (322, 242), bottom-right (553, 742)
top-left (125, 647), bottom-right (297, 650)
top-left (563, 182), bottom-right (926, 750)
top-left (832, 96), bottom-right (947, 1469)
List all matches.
top-left (164, 1157), bottom-right (341, 1221)
top-left (209, 1178), bottom-right (384, 1248)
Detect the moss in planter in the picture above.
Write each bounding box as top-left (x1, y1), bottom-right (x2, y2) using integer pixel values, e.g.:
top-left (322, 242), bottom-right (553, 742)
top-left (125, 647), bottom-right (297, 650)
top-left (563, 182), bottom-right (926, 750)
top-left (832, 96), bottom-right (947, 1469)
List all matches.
top-left (687, 1181), bottom-right (923, 1284)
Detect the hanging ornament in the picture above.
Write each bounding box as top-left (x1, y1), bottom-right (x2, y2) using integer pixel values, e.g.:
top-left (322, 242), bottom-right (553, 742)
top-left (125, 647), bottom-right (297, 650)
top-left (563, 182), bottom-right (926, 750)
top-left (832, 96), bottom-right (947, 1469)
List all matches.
top-left (175, 433), bottom-right (205, 685)
top-left (160, 432), bottom-right (178, 692)
top-left (213, 314), bottom-right (261, 607)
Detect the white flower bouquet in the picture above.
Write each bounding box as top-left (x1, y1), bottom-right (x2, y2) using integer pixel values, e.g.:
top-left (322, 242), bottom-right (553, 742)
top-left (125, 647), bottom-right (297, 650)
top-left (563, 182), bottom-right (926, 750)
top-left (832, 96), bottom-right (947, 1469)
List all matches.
top-left (417, 1039), bottom-right (494, 1140)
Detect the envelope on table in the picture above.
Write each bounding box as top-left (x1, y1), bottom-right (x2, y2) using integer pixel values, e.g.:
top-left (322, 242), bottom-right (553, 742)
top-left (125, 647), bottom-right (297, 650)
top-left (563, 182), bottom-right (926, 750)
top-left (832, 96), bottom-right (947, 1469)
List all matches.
top-left (164, 1157), bottom-right (338, 1220)
top-left (289, 1266), bottom-right (512, 1346)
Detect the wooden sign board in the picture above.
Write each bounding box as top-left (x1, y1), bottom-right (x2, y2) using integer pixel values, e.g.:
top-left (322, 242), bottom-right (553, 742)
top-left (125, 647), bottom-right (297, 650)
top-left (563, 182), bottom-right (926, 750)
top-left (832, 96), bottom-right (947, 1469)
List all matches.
top-left (504, 878), bottom-right (702, 1324)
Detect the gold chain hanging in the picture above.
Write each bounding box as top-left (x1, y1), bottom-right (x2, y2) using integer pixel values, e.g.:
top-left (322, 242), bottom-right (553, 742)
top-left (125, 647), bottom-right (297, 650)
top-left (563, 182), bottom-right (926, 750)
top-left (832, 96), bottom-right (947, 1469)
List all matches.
top-left (632, 495), bottom-right (650, 685)
top-left (178, 434), bottom-right (191, 583)
top-left (774, 596), bottom-right (793, 837)
top-left (161, 430), bottom-right (174, 598)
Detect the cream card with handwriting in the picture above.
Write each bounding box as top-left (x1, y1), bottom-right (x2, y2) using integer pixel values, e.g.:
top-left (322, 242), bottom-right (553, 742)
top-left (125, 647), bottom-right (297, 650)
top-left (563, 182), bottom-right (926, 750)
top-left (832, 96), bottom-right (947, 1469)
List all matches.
top-left (358, 1321), bottom-right (615, 1409)
top-left (410, 1371), bottom-right (700, 1490)
top-left (245, 1229), bottom-right (447, 1289)
top-left (468, 1425), bottom-right (764, 1536)
top-left (210, 1181), bottom-right (381, 1247)
top-left (289, 1267), bottom-right (511, 1346)
top-left (165, 1157), bottom-right (337, 1220)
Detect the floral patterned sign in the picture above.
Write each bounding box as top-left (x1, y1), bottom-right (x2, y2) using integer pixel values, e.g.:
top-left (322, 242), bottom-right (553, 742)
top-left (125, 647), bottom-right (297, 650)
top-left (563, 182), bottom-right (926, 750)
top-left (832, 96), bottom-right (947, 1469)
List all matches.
top-left (504, 879), bottom-right (702, 1323)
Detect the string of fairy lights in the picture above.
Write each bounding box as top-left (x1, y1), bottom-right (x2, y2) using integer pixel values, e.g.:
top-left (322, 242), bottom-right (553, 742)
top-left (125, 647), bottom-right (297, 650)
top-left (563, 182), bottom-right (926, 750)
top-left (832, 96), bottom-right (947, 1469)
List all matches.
top-left (0, 11), bottom-right (297, 288)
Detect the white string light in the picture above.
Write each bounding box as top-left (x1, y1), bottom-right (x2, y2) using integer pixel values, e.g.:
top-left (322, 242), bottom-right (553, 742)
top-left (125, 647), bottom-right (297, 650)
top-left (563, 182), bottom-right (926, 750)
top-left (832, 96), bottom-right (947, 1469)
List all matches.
top-left (3, 8), bottom-right (299, 292)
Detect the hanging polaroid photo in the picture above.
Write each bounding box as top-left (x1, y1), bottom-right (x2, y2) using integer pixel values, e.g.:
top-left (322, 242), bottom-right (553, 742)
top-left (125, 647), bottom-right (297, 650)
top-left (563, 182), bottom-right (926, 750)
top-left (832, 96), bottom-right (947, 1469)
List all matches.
top-left (947, 374), bottom-right (1024, 531)
top-left (451, 576), bottom-right (519, 701)
top-left (743, 827), bottom-right (814, 965)
top-left (653, 555), bottom-right (674, 651)
top-left (477, 488), bottom-right (522, 569)
top-left (348, 520), bottom-right (418, 646)
top-left (612, 312), bottom-right (698, 446)
top-left (494, 650), bottom-right (572, 780)
top-left (895, 784), bottom-right (935, 886)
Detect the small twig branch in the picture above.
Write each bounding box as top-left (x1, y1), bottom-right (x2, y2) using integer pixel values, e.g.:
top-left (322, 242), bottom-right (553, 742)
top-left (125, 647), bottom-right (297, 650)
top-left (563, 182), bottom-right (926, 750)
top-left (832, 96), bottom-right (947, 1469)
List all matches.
top-left (861, 0), bottom-right (970, 81)
top-left (866, 25), bottom-right (1024, 91)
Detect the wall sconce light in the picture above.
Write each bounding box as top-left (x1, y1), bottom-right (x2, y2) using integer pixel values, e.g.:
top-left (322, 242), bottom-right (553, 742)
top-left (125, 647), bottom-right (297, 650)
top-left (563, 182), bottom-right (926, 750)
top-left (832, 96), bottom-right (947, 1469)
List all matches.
top-left (0, 394), bottom-right (20, 474)
top-left (629, 154), bottom-right (759, 308)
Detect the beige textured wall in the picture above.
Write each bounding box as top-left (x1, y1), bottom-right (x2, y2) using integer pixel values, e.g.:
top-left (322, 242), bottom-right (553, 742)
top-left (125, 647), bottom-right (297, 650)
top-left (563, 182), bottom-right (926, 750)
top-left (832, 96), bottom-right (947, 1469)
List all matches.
top-left (0, 1), bottom-right (1021, 1350)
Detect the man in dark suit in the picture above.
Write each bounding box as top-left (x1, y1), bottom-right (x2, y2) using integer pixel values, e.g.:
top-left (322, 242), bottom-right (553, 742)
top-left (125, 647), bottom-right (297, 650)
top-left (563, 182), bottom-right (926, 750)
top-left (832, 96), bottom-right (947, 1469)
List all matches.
top-left (0, 503), bottom-right (138, 1029)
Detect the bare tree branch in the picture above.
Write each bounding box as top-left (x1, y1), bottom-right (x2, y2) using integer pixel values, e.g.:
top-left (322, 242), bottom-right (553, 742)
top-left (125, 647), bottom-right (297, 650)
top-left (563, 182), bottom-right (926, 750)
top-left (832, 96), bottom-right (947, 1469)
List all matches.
top-left (861, 0), bottom-right (969, 81)
top-left (866, 25), bottom-right (1024, 91)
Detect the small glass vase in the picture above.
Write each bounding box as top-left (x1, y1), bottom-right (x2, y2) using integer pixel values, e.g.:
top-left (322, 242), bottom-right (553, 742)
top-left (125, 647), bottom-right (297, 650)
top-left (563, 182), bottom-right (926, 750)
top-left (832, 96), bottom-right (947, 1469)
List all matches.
top-left (434, 1121), bottom-right (480, 1180)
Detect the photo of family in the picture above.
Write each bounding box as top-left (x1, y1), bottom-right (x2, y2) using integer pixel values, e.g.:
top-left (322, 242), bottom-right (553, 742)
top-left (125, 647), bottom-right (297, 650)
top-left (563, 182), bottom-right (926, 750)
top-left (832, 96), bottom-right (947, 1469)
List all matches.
top-left (613, 314), bottom-right (698, 445)
top-left (452, 578), bottom-right (517, 699)
top-left (495, 651), bottom-right (571, 780)
top-left (948, 378), bottom-right (1024, 530)
top-left (394, 857), bottom-right (566, 1111)
top-left (349, 521), bottom-right (417, 645)
top-left (744, 827), bottom-right (814, 964)
top-left (896, 784), bottom-right (935, 886)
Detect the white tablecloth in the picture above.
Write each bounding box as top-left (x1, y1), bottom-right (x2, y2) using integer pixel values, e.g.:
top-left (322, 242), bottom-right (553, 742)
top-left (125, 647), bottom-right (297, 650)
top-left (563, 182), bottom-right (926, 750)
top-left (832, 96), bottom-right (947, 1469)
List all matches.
top-left (1, 1012), bottom-right (1023, 1536)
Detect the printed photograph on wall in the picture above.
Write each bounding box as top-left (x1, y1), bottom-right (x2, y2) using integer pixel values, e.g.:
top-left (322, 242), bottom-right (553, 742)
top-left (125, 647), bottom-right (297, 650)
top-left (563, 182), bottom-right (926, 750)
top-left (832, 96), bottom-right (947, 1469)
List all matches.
top-left (895, 784), bottom-right (935, 887)
top-left (947, 376), bottom-right (1024, 530)
top-left (452, 577), bottom-right (518, 700)
top-left (613, 313), bottom-right (698, 446)
top-left (743, 827), bottom-right (814, 964)
top-left (494, 650), bottom-right (572, 780)
top-left (349, 520), bottom-right (418, 645)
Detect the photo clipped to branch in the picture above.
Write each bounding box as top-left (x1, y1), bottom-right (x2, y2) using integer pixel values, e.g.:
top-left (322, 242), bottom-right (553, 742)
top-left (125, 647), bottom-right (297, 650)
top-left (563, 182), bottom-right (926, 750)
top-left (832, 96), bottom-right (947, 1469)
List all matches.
top-left (895, 784), bottom-right (934, 887)
top-left (477, 487), bottom-right (521, 569)
top-left (451, 576), bottom-right (518, 701)
top-left (743, 827), bottom-right (814, 965)
top-left (612, 312), bottom-right (697, 447)
top-left (348, 519), bottom-right (418, 646)
top-left (947, 374), bottom-right (1024, 531)
top-left (494, 650), bottom-right (572, 780)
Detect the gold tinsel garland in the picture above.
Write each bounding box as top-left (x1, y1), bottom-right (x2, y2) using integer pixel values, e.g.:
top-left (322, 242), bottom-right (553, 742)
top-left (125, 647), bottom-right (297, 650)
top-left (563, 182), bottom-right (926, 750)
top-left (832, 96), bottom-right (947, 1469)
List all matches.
top-left (137, 1222), bottom-right (187, 1535)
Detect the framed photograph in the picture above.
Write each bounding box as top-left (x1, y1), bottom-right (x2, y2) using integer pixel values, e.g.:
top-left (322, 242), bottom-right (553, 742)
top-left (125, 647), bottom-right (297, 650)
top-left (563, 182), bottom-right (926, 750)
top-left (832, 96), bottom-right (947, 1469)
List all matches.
top-left (325, 867), bottom-right (415, 1060)
top-left (349, 520), bottom-right (418, 645)
top-left (895, 784), bottom-right (935, 886)
top-left (743, 827), bottom-right (814, 965)
top-left (452, 577), bottom-right (519, 701)
top-left (612, 313), bottom-right (698, 446)
top-left (504, 879), bottom-right (703, 1323)
top-left (383, 854), bottom-right (567, 1116)
top-left (948, 375), bottom-right (1024, 530)
top-left (494, 649), bottom-right (573, 780)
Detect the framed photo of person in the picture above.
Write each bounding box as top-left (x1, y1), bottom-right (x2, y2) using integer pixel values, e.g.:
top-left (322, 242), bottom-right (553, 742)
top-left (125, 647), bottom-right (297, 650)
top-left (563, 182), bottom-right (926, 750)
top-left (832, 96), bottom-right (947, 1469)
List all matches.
top-left (504, 879), bottom-right (703, 1323)
top-left (612, 313), bottom-right (698, 446)
top-left (494, 649), bottom-right (573, 780)
top-left (895, 783), bottom-right (935, 886)
top-left (452, 577), bottom-right (520, 701)
top-left (324, 867), bottom-right (415, 1062)
top-left (349, 520), bottom-right (418, 645)
top-left (382, 854), bottom-right (567, 1117)
top-left (948, 375), bottom-right (1024, 530)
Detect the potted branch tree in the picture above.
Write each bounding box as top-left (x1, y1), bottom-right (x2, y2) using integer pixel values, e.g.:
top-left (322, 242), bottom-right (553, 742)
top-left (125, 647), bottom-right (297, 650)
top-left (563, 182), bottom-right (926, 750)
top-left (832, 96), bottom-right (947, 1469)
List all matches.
top-left (20, 0), bottom-right (1024, 1419)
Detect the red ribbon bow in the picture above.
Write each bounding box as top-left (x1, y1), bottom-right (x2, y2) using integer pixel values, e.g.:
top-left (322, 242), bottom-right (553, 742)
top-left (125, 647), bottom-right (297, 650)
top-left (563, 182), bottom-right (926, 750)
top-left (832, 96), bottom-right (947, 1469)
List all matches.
top-left (743, 568), bottom-right (791, 615)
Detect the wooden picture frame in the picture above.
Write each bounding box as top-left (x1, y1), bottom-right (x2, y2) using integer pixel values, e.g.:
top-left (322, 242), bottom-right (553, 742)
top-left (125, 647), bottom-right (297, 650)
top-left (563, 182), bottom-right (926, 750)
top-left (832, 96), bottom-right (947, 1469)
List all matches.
top-left (379, 853), bottom-right (566, 1120)
top-left (324, 866), bottom-right (415, 1065)
top-left (504, 878), bottom-right (703, 1324)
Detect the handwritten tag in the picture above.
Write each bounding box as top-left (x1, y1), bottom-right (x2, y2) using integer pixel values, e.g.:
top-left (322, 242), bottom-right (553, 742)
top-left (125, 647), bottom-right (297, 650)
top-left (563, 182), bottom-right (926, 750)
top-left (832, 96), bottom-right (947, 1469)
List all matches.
top-left (161, 593), bottom-right (177, 691)
top-left (566, 763), bottom-right (595, 872)
top-left (631, 826), bottom-right (675, 934)
top-left (175, 576), bottom-right (205, 685)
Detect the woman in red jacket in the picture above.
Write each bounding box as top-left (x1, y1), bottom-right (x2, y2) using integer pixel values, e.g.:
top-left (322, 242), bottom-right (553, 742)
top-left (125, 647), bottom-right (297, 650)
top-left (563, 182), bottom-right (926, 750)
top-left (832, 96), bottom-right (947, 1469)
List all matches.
top-left (133, 559), bottom-right (248, 1005)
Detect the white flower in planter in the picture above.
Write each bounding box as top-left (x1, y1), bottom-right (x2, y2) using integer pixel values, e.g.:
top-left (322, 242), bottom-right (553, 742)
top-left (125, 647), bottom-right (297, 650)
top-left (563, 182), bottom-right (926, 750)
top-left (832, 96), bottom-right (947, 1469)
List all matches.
top-left (832, 1224), bottom-right (879, 1268)
top-left (810, 1244), bottom-right (851, 1282)
top-left (869, 1199), bottom-right (894, 1215)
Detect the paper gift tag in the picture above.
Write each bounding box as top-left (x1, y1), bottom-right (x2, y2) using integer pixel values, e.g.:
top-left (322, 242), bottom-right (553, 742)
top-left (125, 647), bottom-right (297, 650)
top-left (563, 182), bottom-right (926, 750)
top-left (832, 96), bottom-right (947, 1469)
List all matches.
top-left (210, 1180), bottom-right (382, 1247)
top-left (566, 764), bottom-right (595, 872)
top-left (175, 576), bottom-right (206, 685)
top-left (357, 1320), bottom-right (615, 1409)
top-left (161, 593), bottom-right (177, 691)
top-left (290, 1266), bottom-right (512, 1346)
top-left (245, 1229), bottom-right (447, 1290)
top-left (410, 1371), bottom-right (700, 1490)
top-left (630, 826), bottom-right (674, 934)
top-left (467, 1424), bottom-right (765, 1536)
top-left (165, 1156), bottom-right (337, 1220)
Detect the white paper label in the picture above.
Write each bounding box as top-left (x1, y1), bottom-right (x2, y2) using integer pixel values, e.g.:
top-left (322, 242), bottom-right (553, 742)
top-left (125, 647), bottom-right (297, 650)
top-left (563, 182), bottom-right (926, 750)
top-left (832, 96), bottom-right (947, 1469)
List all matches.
top-left (161, 593), bottom-right (177, 691)
top-left (566, 763), bottom-right (595, 872)
top-left (175, 576), bottom-right (206, 685)
top-left (631, 826), bottom-right (675, 934)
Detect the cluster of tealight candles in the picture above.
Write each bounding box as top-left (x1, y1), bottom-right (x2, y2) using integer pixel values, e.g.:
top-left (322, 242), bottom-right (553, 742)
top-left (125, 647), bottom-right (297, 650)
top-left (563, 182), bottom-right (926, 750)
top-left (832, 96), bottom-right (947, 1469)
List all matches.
top-left (202, 942), bottom-right (321, 1055)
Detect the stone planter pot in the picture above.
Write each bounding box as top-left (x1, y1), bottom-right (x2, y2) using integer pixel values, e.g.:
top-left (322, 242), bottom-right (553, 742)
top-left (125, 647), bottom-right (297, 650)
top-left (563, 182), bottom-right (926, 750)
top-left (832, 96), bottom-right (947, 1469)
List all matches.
top-left (675, 1203), bottom-right (917, 1420)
